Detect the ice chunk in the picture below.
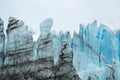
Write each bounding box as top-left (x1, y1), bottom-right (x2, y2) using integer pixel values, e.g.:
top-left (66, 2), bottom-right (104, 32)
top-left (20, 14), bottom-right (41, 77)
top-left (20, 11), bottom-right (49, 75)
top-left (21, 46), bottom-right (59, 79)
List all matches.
top-left (40, 18), bottom-right (53, 35)
top-left (36, 18), bottom-right (54, 59)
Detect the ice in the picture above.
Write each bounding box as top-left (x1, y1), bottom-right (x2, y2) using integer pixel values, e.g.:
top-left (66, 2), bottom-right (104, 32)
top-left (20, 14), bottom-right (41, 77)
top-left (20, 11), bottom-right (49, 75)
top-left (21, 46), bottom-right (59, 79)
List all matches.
top-left (0, 18), bottom-right (5, 67)
top-left (0, 17), bottom-right (120, 79)
top-left (36, 18), bottom-right (54, 59)
top-left (116, 30), bottom-right (120, 61)
top-left (72, 20), bottom-right (120, 79)
top-left (40, 18), bottom-right (53, 35)
top-left (6, 17), bottom-right (33, 51)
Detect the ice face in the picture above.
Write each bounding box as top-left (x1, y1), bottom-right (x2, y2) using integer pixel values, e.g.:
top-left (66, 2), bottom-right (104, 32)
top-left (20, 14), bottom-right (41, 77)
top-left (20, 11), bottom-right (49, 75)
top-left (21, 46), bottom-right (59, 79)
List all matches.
top-left (0, 18), bottom-right (4, 32)
top-left (6, 17), bottom-right (33, 52)
top-left (40, 18), bottom-right (53, 35)
top-left (116, 31), bottom-right (120, 61)
top-left (36, 18), bottom-right (54, 59)
top-left (0, 17), bottom-right (120, 80)
top-left (72, 20), bottom-right (120, 80)
top-left (0, 18), bottom-right (5, 67)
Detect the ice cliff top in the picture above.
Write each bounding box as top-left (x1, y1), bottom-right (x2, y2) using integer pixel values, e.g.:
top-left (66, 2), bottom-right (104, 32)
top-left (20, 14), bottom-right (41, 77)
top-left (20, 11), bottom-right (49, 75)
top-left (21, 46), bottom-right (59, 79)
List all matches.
top-left (1, 17), bottom-right (119, 38)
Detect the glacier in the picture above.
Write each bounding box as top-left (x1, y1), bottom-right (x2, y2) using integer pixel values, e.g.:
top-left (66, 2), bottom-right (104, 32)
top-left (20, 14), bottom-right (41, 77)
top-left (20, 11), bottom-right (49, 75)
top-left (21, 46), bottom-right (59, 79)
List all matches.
top-left (72, 20), bottom-right (120, 80)
top-left (0, 17), bottom-right (120, 80)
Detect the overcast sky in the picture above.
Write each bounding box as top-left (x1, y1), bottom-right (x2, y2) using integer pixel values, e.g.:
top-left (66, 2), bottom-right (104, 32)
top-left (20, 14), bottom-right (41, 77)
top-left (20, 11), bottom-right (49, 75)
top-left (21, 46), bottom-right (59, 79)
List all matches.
top-left (0, 0), bottom-right (120, 40)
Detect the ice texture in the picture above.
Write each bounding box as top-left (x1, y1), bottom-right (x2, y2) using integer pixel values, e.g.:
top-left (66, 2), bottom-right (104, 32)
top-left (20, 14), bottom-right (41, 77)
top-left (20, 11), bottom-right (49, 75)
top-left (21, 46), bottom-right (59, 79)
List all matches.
top-left (6, 17), bottom-right (33, 52)
top-left (0, 18), bottom-right (5, 67)
top-left (0, 17), bottom-right (120, 80)
top-left (36, 18), bottom-right (54, 59)
top-left (40, 18), bottom-right (53, 35)
top-left (72, 20), bottom-right (120, 80)
top-left (4, 17), bottom-right (33, 66)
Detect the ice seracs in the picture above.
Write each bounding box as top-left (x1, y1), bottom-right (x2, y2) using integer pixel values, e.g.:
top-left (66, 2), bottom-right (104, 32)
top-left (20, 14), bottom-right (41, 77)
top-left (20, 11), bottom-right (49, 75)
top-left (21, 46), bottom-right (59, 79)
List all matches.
top-left (6, 17), bottom-right (33, 52)
top-left (40, 18), bottom-right (53, 36)
top-left (73, 20), bottom-right (120, 80)
top-left (4, 17), bottom-right (33, 66)
top-left (0, 17), bottom-right (119, 80)
top-left (0, 18), bottom-right (5, 67)
top-left (36, 18), bottom-right (54, 58)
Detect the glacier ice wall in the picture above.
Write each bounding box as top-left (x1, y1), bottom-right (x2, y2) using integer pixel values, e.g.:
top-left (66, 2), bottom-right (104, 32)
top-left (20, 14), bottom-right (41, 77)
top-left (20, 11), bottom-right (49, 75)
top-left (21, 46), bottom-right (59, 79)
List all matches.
top-left (0, 17), bottom-right (80, 80)
top-left (0, 17), bottom-right (120, 80)
top-left (72, 20), bottom-right (120, 80)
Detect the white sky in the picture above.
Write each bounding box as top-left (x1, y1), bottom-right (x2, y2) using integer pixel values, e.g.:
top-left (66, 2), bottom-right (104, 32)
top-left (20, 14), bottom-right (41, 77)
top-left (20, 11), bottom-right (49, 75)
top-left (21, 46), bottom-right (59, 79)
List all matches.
top-left (0, 0), bottom-right (120, 40)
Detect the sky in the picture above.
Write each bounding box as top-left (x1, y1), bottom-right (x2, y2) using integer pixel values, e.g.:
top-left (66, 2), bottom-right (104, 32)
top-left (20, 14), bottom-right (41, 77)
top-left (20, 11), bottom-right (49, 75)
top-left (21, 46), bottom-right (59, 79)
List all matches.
top-left (0, 0), bottom-right (120, 40)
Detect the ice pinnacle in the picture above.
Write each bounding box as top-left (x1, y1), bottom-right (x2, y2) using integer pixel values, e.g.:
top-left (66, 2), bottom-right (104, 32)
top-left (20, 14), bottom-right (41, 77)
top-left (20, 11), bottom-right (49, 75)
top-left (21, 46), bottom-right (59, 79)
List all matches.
top-left (40, 18), bottom-right (53, 34)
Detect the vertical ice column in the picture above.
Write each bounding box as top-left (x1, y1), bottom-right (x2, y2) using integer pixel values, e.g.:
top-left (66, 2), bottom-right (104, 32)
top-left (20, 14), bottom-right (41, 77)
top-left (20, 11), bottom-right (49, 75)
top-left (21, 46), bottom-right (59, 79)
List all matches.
top-left (98, 24), bottom-right (112, 64)
top-left (53, 31), bottom-right (64, 64)
top-left (6, 17), bottom-right (33, 52)
top-left (0, 18), bottom-right (5, 67)
top-left (79, 24), bottom-right (84, 51)
top-left (4, 17), bottom-right (33, 66)
top-left (72, 31), bottom-right (81, 71)
top-left (37, 18), bottom-right (54, 58)
top-left (63, 31), bottom-right (72, 47)
top-left (116, 31), bottom-right (120, 61)
top-left (83, 20), bottom-right (100, 65)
